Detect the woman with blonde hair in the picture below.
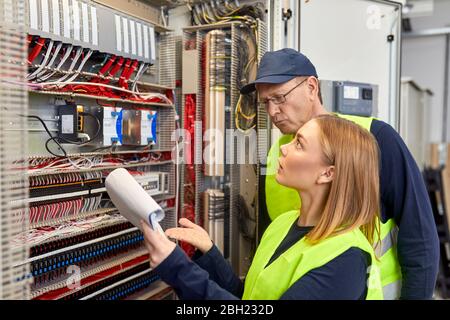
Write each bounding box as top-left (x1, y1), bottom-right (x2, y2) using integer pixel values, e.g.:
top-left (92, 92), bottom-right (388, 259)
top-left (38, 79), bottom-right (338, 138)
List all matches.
top-left (141, 114), bottom-right (384, 300)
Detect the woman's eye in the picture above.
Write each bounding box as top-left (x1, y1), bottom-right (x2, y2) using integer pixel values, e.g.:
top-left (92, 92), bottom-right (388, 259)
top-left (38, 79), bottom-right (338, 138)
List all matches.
top-left (296, 140), bottom-right (302, 149)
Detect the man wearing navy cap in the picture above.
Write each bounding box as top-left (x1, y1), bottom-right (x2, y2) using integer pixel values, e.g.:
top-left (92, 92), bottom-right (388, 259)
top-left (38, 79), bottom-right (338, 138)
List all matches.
top-left (240, 48), bottom-right (439, 300)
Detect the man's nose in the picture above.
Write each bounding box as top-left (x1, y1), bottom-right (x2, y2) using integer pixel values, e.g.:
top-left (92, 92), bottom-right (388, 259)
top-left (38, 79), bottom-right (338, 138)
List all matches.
top-left (267, 102), bottom-right (280, 118)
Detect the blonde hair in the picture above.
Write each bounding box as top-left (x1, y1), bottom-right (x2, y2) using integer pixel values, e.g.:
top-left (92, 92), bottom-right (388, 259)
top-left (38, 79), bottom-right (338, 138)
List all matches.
top-left (307, 114), bottom-right (381, 245)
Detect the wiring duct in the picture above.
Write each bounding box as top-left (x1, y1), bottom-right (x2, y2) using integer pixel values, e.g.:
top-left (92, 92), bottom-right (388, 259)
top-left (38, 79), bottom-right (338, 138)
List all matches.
top-left (189, 2), bottom-right (260, 132)
top-left (20, 37), bottom-right (171, 104)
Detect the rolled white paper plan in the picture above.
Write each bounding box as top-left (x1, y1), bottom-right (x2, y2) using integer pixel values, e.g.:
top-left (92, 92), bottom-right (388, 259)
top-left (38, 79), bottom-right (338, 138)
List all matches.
top-left (105, 168), bottom-right (166, 237)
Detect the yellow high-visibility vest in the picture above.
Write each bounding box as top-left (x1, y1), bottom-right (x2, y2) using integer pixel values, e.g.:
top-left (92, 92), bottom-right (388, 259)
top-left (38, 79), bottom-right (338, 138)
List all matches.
top-left (243, 210), bottom-right (383, 300)
top-left (264, 114), bottom-right (402, 299)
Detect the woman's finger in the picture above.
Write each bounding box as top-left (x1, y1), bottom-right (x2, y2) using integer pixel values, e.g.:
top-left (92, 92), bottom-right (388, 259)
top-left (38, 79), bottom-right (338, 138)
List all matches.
top-left (165, 227), bottom-right (197, 243)
top-left (178, 218), bottom-right (204, 231)
top-left (141, 220), bottom-right (158, 247)
top-left (166, 227), bottom-right (212, 253)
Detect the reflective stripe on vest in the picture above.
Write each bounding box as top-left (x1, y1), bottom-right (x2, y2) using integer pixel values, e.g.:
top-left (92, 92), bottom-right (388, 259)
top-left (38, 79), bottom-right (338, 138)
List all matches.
top-left (375, 219), bottom-right (402, 297)
top-left (264, 113), bottom-right (402, 299)
top-left (242, 210), bottom-right (383, 300)
top-left (383, 280), bottom-right (402, 300)
top-left (375, 220), bottom-right (399, 257)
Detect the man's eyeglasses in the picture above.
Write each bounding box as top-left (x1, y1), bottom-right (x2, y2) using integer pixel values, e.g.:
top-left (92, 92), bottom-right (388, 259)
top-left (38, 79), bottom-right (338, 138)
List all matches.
top-left (257, 78), bottom-right (307, 109)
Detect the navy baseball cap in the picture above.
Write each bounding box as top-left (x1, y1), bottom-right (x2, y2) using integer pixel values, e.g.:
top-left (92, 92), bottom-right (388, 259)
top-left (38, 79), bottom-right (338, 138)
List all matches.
top-left (240, 48), bottom-right (318, 94)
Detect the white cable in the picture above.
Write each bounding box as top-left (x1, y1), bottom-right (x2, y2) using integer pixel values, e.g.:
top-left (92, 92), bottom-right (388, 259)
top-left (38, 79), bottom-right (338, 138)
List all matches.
top-left (11, 214), bottom-right (126, 248)
top-left (33, 81), bottom-right (172, 103)
top-left (131, 63), bottom-right (146, 92)
top-left (26, 153), bottom-right (157, 174)
top-left (27, 40), bottom-right (54, 80)
top-left (27, 155), bottom-right (104, 173)
top-left (68, 156), bottom-right (93, 169)
top-left (131, 62), bottom-right (147, 93)
top-left (63, 49), bottom-right (93, 84)
top-left (160, 7), bottom-right (167, 27)
top-left (34, 42), bottom-right (63, 79)
top-left (39, 157), bottom-right (70, 169)
top-left (54, 47), bottom-right (82, 82)
top-left (3, 78), bottom-right (172, 104)
top-left (39, 45), bottom-right (73, 81)
top-left (56, 47), bottom-right (83, 82)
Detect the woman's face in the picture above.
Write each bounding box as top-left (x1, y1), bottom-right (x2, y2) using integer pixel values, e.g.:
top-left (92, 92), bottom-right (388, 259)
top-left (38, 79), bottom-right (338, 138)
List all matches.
top-left (276, 119), bottom-right (332, 191)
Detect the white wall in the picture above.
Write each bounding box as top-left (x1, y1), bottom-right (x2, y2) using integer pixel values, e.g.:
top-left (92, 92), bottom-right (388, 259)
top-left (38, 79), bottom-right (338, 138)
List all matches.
top-left (402, 36), bottom-right (446, 142)
top-left (406, 0), bottom-right (450, 29)
top-left (299, 0), bottom-right (402, 128)
top-left (401, 0), bottom-right (450, 143)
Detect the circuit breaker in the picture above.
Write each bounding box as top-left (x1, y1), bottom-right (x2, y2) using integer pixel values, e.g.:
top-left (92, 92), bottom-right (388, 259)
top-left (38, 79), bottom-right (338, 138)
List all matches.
top-left (141, 110), bottom-right (157, 145)
top-left (102, 106), bottom-right (123, 146)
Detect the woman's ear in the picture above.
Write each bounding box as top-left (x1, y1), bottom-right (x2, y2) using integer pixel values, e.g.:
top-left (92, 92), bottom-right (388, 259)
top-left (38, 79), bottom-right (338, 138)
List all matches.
top-left (317, 166), bottom-right (335, 184)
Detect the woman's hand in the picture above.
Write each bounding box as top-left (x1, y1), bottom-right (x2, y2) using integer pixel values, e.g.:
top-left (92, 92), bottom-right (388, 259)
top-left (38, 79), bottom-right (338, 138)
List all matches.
top-left (141, 220), bottom-right (176, 268)
top-left (165, 218), bottom-right (213, 254)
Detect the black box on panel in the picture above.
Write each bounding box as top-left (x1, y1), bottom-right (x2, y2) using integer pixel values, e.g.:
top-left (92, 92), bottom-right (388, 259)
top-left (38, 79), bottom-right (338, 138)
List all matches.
top-left (58, 104), bottom-right (78, 141)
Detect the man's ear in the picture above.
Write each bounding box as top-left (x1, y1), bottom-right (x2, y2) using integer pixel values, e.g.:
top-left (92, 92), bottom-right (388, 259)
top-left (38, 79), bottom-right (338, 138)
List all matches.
top-left (317, 166), bottom-right (335, 184)
top-left (306, 76), bottom-right (320, 97)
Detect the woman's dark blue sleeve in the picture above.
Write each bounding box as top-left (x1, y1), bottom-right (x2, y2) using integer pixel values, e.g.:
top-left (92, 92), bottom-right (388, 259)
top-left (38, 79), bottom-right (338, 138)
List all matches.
top-left (157, 246), bottom-right (369, 300)
top-left (154, 246), bottom-right (240, 300)
top-left (192, 245), bottom-right (244, 297)
top-left (280, 248), bottom-right (369, 300)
